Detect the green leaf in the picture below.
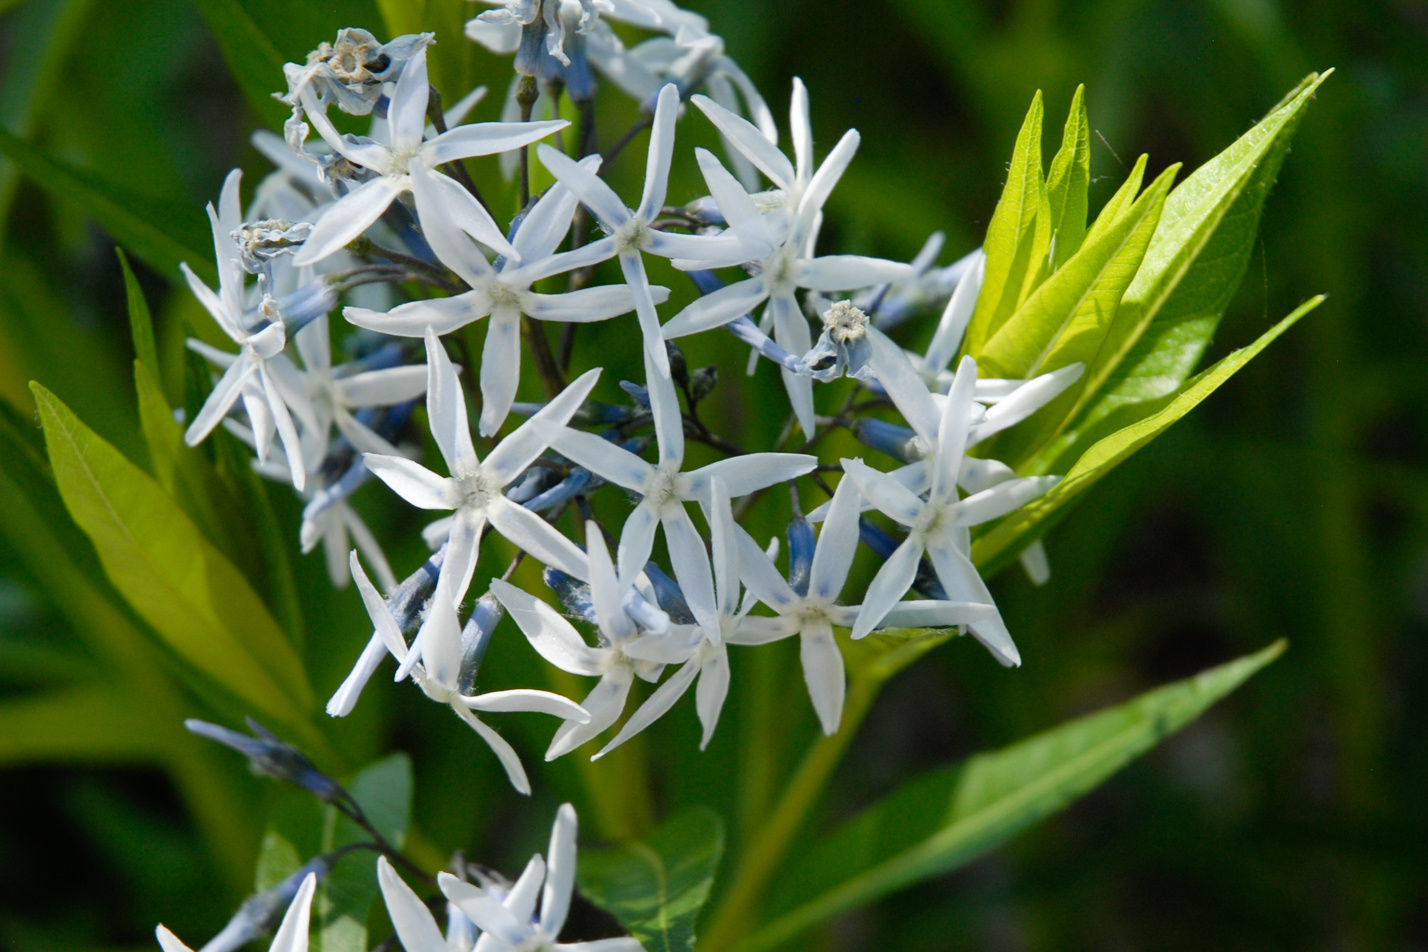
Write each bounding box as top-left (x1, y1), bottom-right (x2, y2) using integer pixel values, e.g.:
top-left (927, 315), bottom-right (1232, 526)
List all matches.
top-left (190, 0), bottom-right (289, 129)
top-left (118, 247), bottom-right (159, 381)
top-left (317, 753), bottom-right (415, 952)
top-left (978, 164), bottom-right (1177, 382)
top-left (1083, 152), bottom-right (1147, 247)
top-left (30, 382), bottom-right (313, 723)
top-left (971, 296), bottom-right (1322, 574)
top-left (962, 91), bottom-right (1044, 355)
top-left (0, 685), bottom-right (162, 765)
top-left (738, 640), bottom-right (1288, 952)
top-left (578, 807), bottom-right (726, 952)
top-left (1044, 85), bottom-right (1090, 270)
top-left (0, 126), bottom-right (211, 282)
top-left (1057, 72), bottom-right (1331, 442)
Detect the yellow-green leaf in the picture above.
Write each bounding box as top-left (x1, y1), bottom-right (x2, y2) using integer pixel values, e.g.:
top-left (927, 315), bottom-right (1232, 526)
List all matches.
top-left (1044, 85), bottom-right (1091, 270)
top-left (31, 381), bottom-right (313, 723)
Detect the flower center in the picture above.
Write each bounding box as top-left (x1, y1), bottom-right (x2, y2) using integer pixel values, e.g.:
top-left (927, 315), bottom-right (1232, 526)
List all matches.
top-left (763, 244), bottom-right (796, 294)
top-left (457, 470), bottom-right (499, 511)
top-left (643, 466), bottom-right (681, 510)
top-left (822, 299), bottom-right (868, 344)
top-left (614, 217), bottom-right (648, 254)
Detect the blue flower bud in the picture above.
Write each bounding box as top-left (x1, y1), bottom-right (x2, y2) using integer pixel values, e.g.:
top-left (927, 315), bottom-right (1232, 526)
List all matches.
top-left (185, 719), bottom-right (342, 802)
top-left (642, 562), bottom-right (696, 625)
top-left (199, 856), bottom-right (334, 952)
top-left (458, 594), bottom-right (501, 695)
top-left (786, 516), bottom-right (815, 598)
top-left (543, 567), bottom-right (598, 625)
top-left (852, 418), bottom-right (922, 464)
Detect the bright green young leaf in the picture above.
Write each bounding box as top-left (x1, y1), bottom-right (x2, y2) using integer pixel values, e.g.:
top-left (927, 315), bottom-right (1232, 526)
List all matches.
top-left (1061, 72), bottom-right (1331, 435)
top-left (962, 92), bottom-right (1044, 355)
top-left (578, 807), bottom-right (726, 952)
top-left (0, 126), bottom-right (211, 282)
top-left (318, 753), bottom-right (415, 952)
top-left (1044, 85), bottom-right (1090, 270)
top-left (30, 382), bottom-right (313, 723)
top-left (740, 640), bottom-right (1288, 952)
top-left (978, 164), bottom-right (1177, 382)
top-left (1083, 152), bottom-right (1147, 247)
top-left (972, 296), bottom-right (1322, 574)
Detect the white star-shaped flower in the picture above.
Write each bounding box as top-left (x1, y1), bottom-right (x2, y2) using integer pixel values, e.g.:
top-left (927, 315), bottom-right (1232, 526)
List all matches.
top-left (346, 157), bottom-right (665, 435)
top-left (158, 872), bottom-right (316, 952)
top-left (842, 356), bottom-right (1060, 663)
top-left (537, 82), bottom-right (768, 377)
top-left (364, 327), bottom-right (599, 680)
top-left (491, 520), bottom-right (665, 760)
top-left (542, 356), bottom-right (815, 641)
top-left (435, 804), bottom-right (643, 952)
top-left (292, 47), bottom-right (567, 266)
top-left (352, 554), bottom-right (587, 793)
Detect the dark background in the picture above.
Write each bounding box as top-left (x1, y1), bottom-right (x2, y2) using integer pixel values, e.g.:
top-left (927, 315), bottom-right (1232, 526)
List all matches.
top-left (1, 0), bottom-right (1425, 949)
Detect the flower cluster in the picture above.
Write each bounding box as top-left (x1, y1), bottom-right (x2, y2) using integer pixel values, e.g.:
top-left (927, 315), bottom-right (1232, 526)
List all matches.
top-left (178, 2), bottom-right (1082, 807)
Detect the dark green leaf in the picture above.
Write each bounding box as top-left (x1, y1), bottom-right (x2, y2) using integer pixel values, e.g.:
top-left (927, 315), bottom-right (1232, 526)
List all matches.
top-left (31, 382), bottom-right (313, 723)
top-left (578, 807), bottom-right (726, 952)
top-left (740, 640), bottom-right (1288, 952)
top-left (118, 248), bottom-right (160, 382)
top-left (0, 126), bottom-right (211, 282)
top-left (190, 0), bottom-right (289, 129)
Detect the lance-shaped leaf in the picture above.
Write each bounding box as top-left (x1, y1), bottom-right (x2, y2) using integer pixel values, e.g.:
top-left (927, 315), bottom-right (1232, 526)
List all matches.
top-left (1045, 85), bottom-right (1091, 271)
top-left (1056, 71), bottom-right (1331, 441)
top-left (191, 0), bottom-right (289, 128)
top-left (736, 640), bottom-right (1288, 952)
top-left (1083, 152), bottom-right (1147, 247)
top-left (971, 296), bottom-right (1322, 574)
top-left (962, 92), bottom-right (1044, 355)
top-left (978, 164), bottom-right (1177, 384)
top-left (578, 807), bottom-right (726, 952)
top-left (0, 127), bottom-right (210, 282)
top-left (31, 382), bottom-right (313, 723)
top-left (0, 685), bottom-right (162, 765)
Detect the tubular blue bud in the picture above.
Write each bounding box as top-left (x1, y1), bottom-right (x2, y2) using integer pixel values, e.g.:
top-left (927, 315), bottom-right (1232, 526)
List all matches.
top-left (543, 567), bottom-right (598, 625)
top-left (185, 718), bottom-right (342, 802)
top-left (274, 279), bottom-right (339, 334)
top-left (642, 562), bottom-right (695, 625)
top-left (786, 516), bottom-right (815, 598)
top-left (198, 855), bottom-right (334, 952)
top-left (457, 594), bottom-right (502, 695)
top-left (619, 380), bottom-right (651, 409)
top-left (852, 418), bottom-right (922, 464)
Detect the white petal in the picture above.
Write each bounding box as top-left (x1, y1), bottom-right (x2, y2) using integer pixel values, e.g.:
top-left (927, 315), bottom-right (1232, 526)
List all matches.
top-left (259, 363), bottom-right (306, 491)
top-left (931, 355), bottom-right (979, 504)
top-left (950, 476), bottom-right (1059, 527)
top-left (463, 688), bottom-right (588, 721)
top-left (156, 926), bottom-right (194, 952)
top-left (733, 526), bottom-right (798, 611)
top-left (424, 326), bottom-right (479, 475)
top-left (364, 454), bottom-right (455, 510)
top-left (537, 143), bottom-right (630, 229)
top-left (350, 551), bottom-right (409, 663)
top-left (418, 574), bottom-right (464, 689)
top-left (490, 578), bottom-right (604, 675)
top-left (770, 292), bottom-right (815, 436)
top-left (877, 598), bottom-right (996, 629)
top-left (840, 457), bottom-right (924, 527)
top-left (865, 328), bottom-right (941, 443)
top-left (691, 93), bottom-right (795, 190)
top-left (478, 308), bottom-right (522, 437)
top-left (294, 175), bottom-right (407, 267)
top-left (794, 129), bottom-right (859, 234)
top-left (637, 84), bottom-right (680, 220)
top-left (646, 230), bottom-right (766, 267)
top-left (707, 478), bottom-right (740, 617)
top-left (1021, 539), bottom-right (1051, 586)
top-left (439, 875), bottom-right (530, 945)
top-left (326, 633), bottom-right (389, 717)
top-left (808, 475), bottom-right (862, 603)
top-left (801, 621), bottom-right (845, 736)
top-left (551, 429), bottom-right (655, 492)
top-left (541, 803), bottom-right (578, 936)
top-left (790, 77), bottom-right (813, 183)
top-left (335, 365), bottom-right (429, 408)
top-left (513, 157), bottom-right (599, 261)
top-left (181, 262), bottom-right (241, 341)
top-left (345, 291), bottom-right (494, 338)
top-left (587, 525), bottom-right (634, 642)
top-left (488, 498), bottom-right (590, 580)
top-left (661, 275), bottom-right (768, 339)
top-left (525, 284), bottom-right (651, 323)
top-left (924, 252), bottom-right (984, 372)
top-left (592, 657), bottom-right (698, 760)
top-left (425, 119), bottom-right (569, 165)
top-left (682, 453), bottom-right (817, 503)
top-left (643, 345), bottom-right (683, 466)
top-left (794, 255), bottom-right (916, 292)
top-left (726, 613), bottom-right (801, 645)
top-left (695, 647), bottom-right (731, 749)
top-left (484, 366), bottom-right (602, 483)
top-left (620, 252), bottom-right (673, 382)
top-left (664, 510), bottom-right (720, 642)
top-left (546, 673), bottom-right (633, 759)
top-left (850, 535), bottom-right (923, 640)
top-left (378, 857), bottom-right (448, 952)
top-left (969, 362), bottom-right (1085, 445)
top-left (694, 147), bottom-right (775, 247)
top-left (388, 47), bottom-right (431, 154)
top-left (410, 161), bottom-right (519, 261)
top-left (925, 532), bottom-right (1019, 666)
top-left (504, 854), bottom-right (546, 930)
top-left (616, 501), bottom-right (660, 587)
top-left (184, 353), bottom-right (254, 445)
top-left (512, 235), bottom-right (619, 285)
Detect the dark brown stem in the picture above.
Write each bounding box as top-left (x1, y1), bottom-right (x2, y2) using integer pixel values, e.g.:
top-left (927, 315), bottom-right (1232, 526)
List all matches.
top-left (523, 315), bottom-right (566, 397)
top-left (427, 84), bottom-right (488, 209)
top-left (517, 76), bottom-right (540, 208)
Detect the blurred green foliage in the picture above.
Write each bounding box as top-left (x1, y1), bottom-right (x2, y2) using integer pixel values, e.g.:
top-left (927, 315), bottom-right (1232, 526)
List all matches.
top-left (0, 0), bottom-right (1424, 950)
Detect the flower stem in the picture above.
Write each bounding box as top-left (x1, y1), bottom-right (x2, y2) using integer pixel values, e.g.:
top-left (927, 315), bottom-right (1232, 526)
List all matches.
top-left (697, 632), bottom-right (953, 952)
